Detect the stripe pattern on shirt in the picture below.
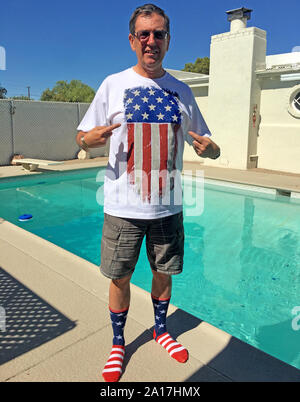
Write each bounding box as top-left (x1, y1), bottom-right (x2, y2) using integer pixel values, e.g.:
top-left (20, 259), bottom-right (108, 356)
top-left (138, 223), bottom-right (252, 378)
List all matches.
top-left (124, 86), bottom-right (181, 202)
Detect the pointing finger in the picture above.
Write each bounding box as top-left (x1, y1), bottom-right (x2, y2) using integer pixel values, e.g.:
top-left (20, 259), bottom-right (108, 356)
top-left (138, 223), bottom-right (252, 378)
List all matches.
top-left (188, 130), bottom-right (203, 142)
top-left (105, 123), bottom-right (121, 132)
top-left (193, 140), bottom-right (205, 151)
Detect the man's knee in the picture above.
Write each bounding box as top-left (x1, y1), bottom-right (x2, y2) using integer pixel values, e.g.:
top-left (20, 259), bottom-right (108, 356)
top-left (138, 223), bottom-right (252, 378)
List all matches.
top-left (111, 274), bottom-right (132, 288)
top-left (152, 270), bottom-right (171, 284)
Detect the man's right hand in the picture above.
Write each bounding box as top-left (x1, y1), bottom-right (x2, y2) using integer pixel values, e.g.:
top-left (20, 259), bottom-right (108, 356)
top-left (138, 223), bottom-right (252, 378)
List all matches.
top-left (78, 123), bottom-right (121, 148)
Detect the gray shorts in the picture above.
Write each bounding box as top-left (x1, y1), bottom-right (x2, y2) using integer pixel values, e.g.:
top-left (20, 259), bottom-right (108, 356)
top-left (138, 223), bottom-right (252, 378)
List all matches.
top-left (100, 212), bottom-right (184, 279)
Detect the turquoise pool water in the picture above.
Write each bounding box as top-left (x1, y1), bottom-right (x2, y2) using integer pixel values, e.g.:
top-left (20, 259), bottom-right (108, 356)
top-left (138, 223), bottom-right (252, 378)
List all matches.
top-left (0, 167), bottom-right (299, 369)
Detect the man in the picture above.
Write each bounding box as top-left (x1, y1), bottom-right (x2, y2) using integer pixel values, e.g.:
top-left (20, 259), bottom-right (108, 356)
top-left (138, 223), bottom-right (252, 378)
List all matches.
top-left (76, 4), bottom-right (220, 382)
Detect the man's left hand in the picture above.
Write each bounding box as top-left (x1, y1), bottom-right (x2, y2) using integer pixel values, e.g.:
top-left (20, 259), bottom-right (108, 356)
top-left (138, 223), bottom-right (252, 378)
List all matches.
top-left (188, 131), bottom-right (220, 159)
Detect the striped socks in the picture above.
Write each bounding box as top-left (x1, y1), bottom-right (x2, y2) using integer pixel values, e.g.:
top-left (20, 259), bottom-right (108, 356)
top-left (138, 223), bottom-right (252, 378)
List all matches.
top-left (102, 345), bottom-right (125, 382)
top-left (102, 294), bottom-right (189, 382)
top-left (102, 306), bottom-right (128, 382)
top-left (151, 294), bottom-right (188, 363)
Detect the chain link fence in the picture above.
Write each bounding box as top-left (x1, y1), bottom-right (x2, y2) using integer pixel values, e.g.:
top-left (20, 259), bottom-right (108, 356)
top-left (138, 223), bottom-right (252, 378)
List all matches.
top-left (0, 99), bottom-right (109, 166)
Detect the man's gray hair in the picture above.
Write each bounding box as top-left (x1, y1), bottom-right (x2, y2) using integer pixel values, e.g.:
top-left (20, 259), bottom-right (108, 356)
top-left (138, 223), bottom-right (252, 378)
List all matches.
top-left (129, 3), bottom-right (170, 35)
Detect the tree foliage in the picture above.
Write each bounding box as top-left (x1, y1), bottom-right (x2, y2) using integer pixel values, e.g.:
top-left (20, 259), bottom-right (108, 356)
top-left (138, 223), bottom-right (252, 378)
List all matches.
top-left (182, 57), bottom-right (210, 75)
top-left (11, 96), bottom-right (32, 100)
top-left (40, 80), bottom-right (95, 103)
top-left (0, 85), bottom-right (7, 99)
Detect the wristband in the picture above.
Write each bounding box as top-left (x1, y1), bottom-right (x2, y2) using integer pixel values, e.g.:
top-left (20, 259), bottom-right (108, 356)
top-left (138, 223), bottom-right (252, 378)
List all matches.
top-left (80, 136), bottom-right (89, 150)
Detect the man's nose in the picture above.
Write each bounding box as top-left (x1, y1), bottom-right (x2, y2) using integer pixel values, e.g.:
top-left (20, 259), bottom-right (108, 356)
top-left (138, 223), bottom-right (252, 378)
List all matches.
top-left (146, 32), bottom-right (156, 45)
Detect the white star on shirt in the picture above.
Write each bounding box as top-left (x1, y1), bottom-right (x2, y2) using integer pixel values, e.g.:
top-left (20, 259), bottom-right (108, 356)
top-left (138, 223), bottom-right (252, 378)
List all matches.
top-left (148, 89), bottom-right (155, 96)
top-left (163, 91), bottom-right (169, 96)
top-left (133, 104), bottom-right (140, 111)
top-left (156, 97), bottom-right (163, 103)
top-left (142, 112), bottom-right (149, 120)
top-left (155, 315), bottom-right (160, 320)
top-left (149, 104), bottom-right (156, 111)
top-left (115, 321), bottom-right (123, 326)
top-left (160, 310), bottom-right (166, 314)
top-left (116, 335), bottom-right (123, 339)
top-left (126, 113), bottom-right (133, 120)
top-left (142, 96), bottom-right (149, 103)
top-left (133, 90), bottom-right (140, 96)
top-left (157, 112), bottom-right (164, 120)
top-left (159, 323), bottom-right (165, 328)
top-left (164, 105), bottom-right (172, 112)
top-left (172, 114), bottom-right (178, 122)
top-left (126, 97), bottom-right (133, 104)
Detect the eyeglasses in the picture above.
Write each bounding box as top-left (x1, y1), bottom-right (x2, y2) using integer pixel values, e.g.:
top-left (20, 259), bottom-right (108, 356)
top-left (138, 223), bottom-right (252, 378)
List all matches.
top-left (133, 30), bottom-right (168, 41)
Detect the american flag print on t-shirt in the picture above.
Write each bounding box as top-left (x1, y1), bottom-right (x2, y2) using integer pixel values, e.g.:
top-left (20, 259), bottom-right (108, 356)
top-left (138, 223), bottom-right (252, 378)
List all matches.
top-left (124, 86), bottom-right (182, 202)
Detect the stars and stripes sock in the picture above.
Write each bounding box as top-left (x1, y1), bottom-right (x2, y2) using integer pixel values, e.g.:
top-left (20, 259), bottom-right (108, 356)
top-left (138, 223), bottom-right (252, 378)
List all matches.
top-left (102, 345), bottom-right (125, 382)
top-left (151, 294), bottom-right (188, 363)
top-left (102, 306), bottom-right (128, 382)
top-left (109, 306), bottom-right (128, 346)
top-left (151, 294), bottom-right (170, 337)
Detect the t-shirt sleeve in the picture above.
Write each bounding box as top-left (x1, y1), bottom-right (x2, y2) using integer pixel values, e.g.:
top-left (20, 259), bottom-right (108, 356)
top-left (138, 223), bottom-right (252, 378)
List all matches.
top-left (184, 88), bottom-right (211, 146)
top-left (77, 79), bottom-right (109, 132)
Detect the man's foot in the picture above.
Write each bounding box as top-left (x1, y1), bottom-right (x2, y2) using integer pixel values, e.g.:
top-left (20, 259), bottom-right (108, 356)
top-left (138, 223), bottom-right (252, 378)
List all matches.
top-left (153, 330), bottom-right (188, 363)
top-left (102, 345), bottom-right (125, 382)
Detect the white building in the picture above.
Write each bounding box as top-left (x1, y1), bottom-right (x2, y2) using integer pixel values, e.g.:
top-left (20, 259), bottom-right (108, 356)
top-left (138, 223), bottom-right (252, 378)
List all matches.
top-left (169, 7), bottom-right (300, 174)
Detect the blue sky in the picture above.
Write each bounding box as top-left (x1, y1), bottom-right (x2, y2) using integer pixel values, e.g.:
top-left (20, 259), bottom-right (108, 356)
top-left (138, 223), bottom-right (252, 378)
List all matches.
top-left (1, 0), bottom-right (299, 99)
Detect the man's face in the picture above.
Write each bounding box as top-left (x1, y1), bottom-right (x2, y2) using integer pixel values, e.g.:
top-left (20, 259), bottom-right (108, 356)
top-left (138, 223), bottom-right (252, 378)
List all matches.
top-left (129, 12), bottom-right (170, 76)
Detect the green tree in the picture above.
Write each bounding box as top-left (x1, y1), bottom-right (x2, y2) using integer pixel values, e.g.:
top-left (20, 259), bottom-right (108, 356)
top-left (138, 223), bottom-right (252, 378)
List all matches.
top-left (0, 85), bottom-right (7, 99)
top-left (11, 96), bottom-right (31, 100)
top-left (182, 57), bottom-right (210, 75)
top-left (40, 80), bottom-right (95, 102)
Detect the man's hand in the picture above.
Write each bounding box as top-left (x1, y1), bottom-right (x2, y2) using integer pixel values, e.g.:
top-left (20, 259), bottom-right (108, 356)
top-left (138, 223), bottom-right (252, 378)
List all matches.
top-left (188, 131), bottom-right (220, 159)
top-left (77, 123), bottom-right (121, 148)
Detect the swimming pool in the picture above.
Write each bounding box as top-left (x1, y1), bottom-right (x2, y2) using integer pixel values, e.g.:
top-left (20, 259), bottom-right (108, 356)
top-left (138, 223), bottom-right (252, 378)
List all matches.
top-left (0, 167), bottom-right (299, 370)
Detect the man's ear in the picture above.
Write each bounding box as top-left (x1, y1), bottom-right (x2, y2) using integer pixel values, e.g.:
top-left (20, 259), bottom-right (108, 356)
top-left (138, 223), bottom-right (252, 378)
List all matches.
top-left (129, 33), bottom-right (136, 51)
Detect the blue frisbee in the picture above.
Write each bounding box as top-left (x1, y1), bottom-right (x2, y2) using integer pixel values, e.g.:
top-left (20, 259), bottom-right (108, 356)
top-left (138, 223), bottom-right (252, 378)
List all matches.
top-left (18, 214), bottom-right (33, 222)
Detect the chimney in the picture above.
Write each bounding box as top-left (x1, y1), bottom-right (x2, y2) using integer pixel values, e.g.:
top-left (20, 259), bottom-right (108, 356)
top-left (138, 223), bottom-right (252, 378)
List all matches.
top-left (208, 7), bottom-right (267, 169)
top-left (226, 7), bottom-right (253, 32)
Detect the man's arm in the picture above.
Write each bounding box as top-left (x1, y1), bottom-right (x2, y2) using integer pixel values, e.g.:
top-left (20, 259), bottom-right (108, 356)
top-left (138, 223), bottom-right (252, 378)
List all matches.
top-left (76, 124), bottom-right (121, 149)
top-left (188, 131), bottom-right (220, 159)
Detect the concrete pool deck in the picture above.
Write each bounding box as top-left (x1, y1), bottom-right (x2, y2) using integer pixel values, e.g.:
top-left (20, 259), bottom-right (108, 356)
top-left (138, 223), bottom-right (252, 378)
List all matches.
top-left (0, 158), bottom-right (299, 382)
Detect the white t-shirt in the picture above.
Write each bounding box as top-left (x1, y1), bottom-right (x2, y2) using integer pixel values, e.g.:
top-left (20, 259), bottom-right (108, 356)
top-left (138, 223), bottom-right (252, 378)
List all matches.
top-left (77, 67), bottom-right (211, 219)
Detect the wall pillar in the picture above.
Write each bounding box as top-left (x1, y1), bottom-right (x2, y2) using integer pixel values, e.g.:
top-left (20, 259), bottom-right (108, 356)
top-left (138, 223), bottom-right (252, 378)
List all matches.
top-left (206, 8), bottom-right (266, 169)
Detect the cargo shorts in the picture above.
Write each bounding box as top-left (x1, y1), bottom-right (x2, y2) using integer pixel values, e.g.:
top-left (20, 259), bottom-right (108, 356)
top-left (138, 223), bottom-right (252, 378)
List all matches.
top-left (100, 212), bottom-right (184, 279)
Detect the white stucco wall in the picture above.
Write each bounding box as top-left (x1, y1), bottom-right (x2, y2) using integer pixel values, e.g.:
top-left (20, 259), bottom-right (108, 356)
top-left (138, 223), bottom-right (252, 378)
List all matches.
top-left (180, 34), bottom-right (300, 174)
top-left (257, 79), bottom-right (300, 173)
top-left (183, 85), bottom-right (209, 162)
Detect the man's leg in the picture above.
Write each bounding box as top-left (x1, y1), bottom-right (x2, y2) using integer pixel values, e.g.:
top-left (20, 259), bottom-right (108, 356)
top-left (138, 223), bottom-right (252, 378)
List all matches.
top-left (102, 275), bottom-right (131, 382)
top-left (100, 214), bottom-right (146, 382)
top-left (109, 274), bottom-right (132, 311)
top-left (148, 213), bottom-right (188, 363)
top-left (151, 271), bottom-right (188, 363)
top-left (151, 270), bottom-right (172, 299)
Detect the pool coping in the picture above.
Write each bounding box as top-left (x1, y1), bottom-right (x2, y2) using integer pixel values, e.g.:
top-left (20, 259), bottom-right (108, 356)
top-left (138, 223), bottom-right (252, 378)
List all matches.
top-left (2, 157), bottom-right (300, 195)
top-left (0, 159), bottom-right (300, 382)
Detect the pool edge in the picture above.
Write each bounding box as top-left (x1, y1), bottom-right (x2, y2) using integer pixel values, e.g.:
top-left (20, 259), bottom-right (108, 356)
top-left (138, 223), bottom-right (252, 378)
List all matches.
top-left (0, 218), bottom-right (299, 382)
